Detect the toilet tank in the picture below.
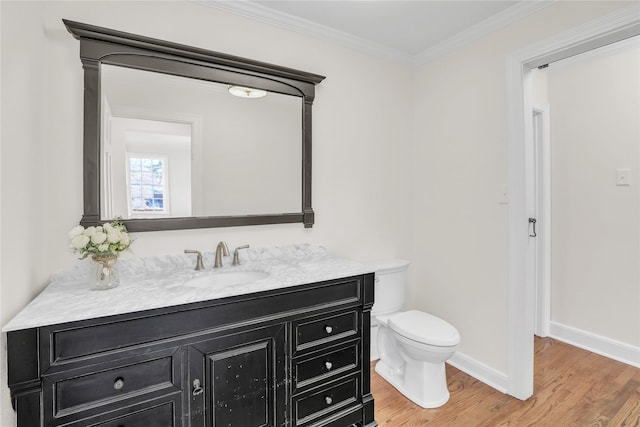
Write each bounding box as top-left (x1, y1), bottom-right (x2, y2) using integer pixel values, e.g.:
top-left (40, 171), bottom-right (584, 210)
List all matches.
top-left (367, 259), bottom-right (410, 317)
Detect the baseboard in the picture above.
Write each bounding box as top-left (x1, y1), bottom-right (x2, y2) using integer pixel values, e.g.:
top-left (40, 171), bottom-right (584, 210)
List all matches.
top-left (549, 321), bottom-right (640, 368)
top-left (447, 352), bottom-right (509, 394)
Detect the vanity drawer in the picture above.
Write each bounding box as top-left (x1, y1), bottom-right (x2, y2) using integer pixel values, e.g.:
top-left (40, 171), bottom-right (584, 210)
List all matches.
top-left (294, 310), bottom-right (360, 353)
top-left (84, 400), bottom-right (175, 427)
top-left (293, 342), bottom-right (359, 391)
top-left (292, 375), bottom-right (360, 426)
top-left (45, 351), bottom-right (181, 419)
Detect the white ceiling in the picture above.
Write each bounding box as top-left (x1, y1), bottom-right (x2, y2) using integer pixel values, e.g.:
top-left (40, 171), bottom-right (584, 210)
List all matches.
top-left (201, 0), bottom-right (553, 64)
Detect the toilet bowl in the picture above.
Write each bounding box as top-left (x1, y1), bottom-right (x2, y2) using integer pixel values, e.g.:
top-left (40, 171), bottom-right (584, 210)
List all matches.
top-left (375, 310), bottom-right (459, 408)
top-left (368, 260), bottom-right (460, 408)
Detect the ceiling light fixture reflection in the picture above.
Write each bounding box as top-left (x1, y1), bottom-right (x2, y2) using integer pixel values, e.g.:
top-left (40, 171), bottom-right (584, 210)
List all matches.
top-left (228, 85), bottom-right (267, 98)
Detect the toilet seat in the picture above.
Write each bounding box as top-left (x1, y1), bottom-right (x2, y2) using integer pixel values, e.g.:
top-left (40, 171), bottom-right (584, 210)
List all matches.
top-left (388, 310), bottom-right (460, 347)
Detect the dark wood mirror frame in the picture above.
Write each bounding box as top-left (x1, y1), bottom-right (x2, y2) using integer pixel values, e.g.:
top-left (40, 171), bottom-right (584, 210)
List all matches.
top-left (64, 19), bottom-right (325, 232)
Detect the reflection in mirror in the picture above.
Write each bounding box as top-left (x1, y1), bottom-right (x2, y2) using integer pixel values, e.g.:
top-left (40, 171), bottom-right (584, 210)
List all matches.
top-left (101, 65), bottom-right (302, 220)
top-left (103, 117), bottom-right (192, 219)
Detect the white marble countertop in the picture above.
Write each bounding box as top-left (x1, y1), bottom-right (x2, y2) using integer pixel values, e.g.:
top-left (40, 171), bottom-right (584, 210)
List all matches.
top-left (2, 244), bottom-right (373, 332)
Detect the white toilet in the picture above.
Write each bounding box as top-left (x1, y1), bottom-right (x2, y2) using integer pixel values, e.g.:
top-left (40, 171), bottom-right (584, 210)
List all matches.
top-left (369, 259), bottom-right (460, 409)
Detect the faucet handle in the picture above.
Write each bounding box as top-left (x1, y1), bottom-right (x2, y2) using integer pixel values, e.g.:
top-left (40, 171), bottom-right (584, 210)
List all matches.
top-left (232, 245), bottom-right (250, 266)
top-left (184, 250), bottom-right (204, 270)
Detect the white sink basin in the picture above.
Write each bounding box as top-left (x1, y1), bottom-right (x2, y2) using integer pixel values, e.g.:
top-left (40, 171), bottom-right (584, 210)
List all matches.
top-left (185, 270), bottom-right (269, 289)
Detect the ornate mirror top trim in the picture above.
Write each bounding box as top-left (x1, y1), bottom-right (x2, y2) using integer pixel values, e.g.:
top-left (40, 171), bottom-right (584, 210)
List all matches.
top-left (63, 19), bottom-right (325, 87)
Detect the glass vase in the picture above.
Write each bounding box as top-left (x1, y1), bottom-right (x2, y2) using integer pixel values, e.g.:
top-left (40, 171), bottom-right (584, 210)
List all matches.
top-left (91, 255), bottom-right (120, 290)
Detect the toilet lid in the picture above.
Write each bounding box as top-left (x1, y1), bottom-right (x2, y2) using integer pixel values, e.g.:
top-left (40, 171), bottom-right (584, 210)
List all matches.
top-left (388, 310), bottom-right (460, 347)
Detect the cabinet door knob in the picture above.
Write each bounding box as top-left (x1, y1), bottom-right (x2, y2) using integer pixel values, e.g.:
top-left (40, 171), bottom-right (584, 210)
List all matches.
top-left (324, 396), bottom-right (333, 405)
top-left (324, 325), bottom-right (333, 334)
top-left (192, 379), bottom-right (204, 396)
top-left (113, 377), bottom-right (125, 390)
top-left (325, 361), bottom-right (333, 370)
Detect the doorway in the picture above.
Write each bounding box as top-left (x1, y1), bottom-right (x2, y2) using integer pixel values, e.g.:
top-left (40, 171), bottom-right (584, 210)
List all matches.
top-left (532, 36), bottom-right (640, 365)
top-left (506, 5), bottom-right (640, 400)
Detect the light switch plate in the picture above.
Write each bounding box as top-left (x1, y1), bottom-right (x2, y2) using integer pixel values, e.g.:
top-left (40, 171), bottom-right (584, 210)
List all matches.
top-left (498, 184), bottom-right (508, 204)
top-left (616, 169), bottom-right (631, 186)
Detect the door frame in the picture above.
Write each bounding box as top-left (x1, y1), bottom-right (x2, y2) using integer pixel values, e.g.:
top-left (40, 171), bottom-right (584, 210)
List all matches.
top-left (505, 4), bottom-right (639, 400)
top-left (531, 103), bottom-right (551, 339)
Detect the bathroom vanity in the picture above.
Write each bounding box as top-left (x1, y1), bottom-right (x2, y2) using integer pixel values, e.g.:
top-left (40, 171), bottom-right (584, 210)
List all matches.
top-left (4, 247), bottom-right (376, 427)
top-left (4, 19), bottom-right (376, 426)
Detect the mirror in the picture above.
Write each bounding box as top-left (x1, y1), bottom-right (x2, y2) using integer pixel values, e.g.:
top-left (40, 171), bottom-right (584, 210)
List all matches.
top-left (101, 65), bottom-right (302, 219)
top-left (64, 19), bottom-right (324, 232)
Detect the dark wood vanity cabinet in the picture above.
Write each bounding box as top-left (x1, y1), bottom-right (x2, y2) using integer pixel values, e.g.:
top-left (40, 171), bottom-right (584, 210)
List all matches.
top-left (7, 274), bottom-right (376, 427)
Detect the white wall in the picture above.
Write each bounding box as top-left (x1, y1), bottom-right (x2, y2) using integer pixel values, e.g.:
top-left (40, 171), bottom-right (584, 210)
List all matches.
top-left (548, 39), bottom-right (640, 346)
top-left (1, 2), bottom-right (49, 424)
top-left (0, 1), bottom-right (413, 423)
top-left (410, 1), bottom-right (635, 376)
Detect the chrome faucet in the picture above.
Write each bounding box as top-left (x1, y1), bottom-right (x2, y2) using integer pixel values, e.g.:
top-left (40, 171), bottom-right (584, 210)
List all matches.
top-left (214, 241), bottom-right (229, 268)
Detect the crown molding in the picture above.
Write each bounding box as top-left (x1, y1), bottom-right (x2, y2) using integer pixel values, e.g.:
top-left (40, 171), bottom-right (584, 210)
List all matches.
top-left (413, 1), bottom-right (555, 65)
top-left (199, 1), bottom-right (640, 68)
top-left (198, 0), bottom-right (415, 64)
top-left (196, 0), bottom-right (558, 65)
top-left (198, 1), bottom-right (556, 66)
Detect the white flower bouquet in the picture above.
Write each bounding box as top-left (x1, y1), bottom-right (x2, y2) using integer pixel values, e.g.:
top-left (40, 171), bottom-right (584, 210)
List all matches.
top-left (68, 220), bottom-right (132, 259)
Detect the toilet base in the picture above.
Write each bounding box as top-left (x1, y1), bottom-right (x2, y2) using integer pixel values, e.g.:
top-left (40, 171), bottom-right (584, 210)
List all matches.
top-left (375, 359), bottom-right (450, 409)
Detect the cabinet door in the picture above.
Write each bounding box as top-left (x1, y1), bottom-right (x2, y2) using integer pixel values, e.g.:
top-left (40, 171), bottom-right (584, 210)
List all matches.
top-left (187, 324), bottom-right (286, 427)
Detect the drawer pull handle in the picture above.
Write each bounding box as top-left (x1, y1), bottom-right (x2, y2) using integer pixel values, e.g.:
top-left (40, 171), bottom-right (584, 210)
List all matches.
top-left (192, 379), bottom-right (204, 396)
top-left (113, 377), bottom-right (125, 390)
top-left (325, 361), bottom-right (333, 370)
top-left (325, 396), bottom-right (333, 405)
top-left (324, 325), bottom-right (333, 334)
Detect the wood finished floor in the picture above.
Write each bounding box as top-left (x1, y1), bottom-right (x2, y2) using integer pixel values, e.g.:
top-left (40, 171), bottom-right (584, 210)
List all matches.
top-left (371, 337), bottom-right (640, 426)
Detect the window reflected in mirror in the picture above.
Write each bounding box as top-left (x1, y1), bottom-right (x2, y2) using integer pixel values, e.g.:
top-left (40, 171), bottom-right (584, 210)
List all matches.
top-left (128, 155), bottom-right (169, 216)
